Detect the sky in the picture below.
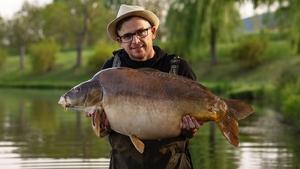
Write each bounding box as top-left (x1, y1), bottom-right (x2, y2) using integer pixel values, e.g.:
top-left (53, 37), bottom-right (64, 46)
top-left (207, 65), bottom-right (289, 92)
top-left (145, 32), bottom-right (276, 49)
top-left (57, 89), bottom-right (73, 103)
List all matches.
top-left (0, 0), bottom-right (279, 20)
top-left (0, 0), bottom-right (53, 19)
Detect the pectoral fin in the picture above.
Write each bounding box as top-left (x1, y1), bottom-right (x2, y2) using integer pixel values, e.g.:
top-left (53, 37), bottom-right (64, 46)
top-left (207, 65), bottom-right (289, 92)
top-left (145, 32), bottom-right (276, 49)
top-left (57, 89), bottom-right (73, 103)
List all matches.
top-left (129, 135), bottom-right (145, 154)
top-left (91, 109), bottom-right (102, 137)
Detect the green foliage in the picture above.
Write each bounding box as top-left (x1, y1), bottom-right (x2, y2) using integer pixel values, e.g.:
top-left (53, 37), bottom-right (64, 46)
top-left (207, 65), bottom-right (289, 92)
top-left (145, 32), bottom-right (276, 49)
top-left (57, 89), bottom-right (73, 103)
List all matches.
top-left (281, 82), bottom-right (300, 127)
top-left (276, 68), bottom-right (298, 88)
top-left (7, 2), bottom-right (43, 48)
top-left (263, 40), bottom-right (294, 60)
top-left (43, 0), bottom-right (114, 48)
top-left (0, 49), bottom-right (8, 68)
top-left (165, 0), bottom-right (240, 58)
top-left (282, 94), bottom-right (300, 119)
top-left (275, 68), bottom-right (300, 127)
top-left (43, 0), bottom-right (114, 68)
top-left (269, 0), bottom-right (300, 54)
top-left (186, 43), bottom-right (236, 62)
top-left (231, 35), bottom-right (267, 69)
top-left (29, 40), bottom-right (60, 73)
top-left (0, 16), bottom-right (5, 42)
top-left (86, 41), bottom-right (117, 73)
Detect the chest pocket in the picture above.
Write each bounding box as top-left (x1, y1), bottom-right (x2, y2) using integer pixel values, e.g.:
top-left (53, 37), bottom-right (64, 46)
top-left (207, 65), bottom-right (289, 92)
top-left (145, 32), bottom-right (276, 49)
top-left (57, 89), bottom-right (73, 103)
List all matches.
top-left (112, 54), bottom-right (181, 75)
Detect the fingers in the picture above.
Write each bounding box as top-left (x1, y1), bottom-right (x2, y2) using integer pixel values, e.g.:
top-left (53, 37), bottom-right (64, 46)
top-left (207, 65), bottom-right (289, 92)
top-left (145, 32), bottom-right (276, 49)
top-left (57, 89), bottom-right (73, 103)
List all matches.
top-left (85, 112), bottom-right (91, 117)
top-left (182, 116), bottom-right (188, 129)
top-left (182, 115), bottom-right (203, 130)
top-left (193, 118), bottom-right (201, 129)
top-left (85, 111), bottom-right (95, 117)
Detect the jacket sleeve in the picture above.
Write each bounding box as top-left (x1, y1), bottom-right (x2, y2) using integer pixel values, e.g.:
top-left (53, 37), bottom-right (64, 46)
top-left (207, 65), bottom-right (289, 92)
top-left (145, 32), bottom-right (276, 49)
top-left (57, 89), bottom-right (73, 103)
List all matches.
top-left (178, 59), bottom-right (197, 81)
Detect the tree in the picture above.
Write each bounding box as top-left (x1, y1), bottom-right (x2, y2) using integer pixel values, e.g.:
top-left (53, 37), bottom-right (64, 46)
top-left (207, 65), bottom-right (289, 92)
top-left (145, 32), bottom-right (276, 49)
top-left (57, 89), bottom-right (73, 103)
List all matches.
top-left (166, 0), bottom-right (240, 65)
top-left (104, 0), bottom-right (134, 9)
top-left (44, 0), bottom-right (113, 69)
top-left (245, 0), bottom-right (300, 54)
top-left (7, 2), bottom-right (43, 70)
top-left (68, 0), bottom-right (99, 68)
top-left (0, 18), bottom-right (8, 68)
top-left (205, 0), bottom-right (240, 65)
top-left (0, 17), bottom-right (5, 46)
top-left (278, 0), bottom-right (300, 54)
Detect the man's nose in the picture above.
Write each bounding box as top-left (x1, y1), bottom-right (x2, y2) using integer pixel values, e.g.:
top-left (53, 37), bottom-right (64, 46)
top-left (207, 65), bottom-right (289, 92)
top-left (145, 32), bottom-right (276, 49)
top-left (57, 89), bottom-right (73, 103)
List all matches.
top-left (131, 34), bottom-right (141, 44)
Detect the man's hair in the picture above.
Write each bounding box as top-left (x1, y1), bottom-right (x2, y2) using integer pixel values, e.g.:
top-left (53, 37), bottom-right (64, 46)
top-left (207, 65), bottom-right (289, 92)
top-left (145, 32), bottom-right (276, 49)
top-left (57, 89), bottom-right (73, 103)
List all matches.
top-left (115, 16), bottom-right (153, 37)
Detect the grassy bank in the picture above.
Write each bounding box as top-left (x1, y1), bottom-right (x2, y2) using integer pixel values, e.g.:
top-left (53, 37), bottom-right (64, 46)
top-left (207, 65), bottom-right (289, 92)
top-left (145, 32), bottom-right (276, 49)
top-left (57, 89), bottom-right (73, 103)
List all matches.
top-left (0, 50), bottom-right (95, 89)
top-left (1, 48), bottom-right (299, 90)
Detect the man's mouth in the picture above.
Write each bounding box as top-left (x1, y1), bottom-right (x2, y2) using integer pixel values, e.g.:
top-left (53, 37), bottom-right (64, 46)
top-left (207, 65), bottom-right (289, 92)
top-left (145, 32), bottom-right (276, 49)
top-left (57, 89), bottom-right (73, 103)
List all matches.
top-left (131, 45), bottom-right (144, 50)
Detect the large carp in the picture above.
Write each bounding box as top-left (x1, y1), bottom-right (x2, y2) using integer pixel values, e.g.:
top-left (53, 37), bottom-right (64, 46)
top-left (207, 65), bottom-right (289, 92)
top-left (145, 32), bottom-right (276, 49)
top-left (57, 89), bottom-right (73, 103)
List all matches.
top-left (58, 67), bottom-right (253, 153)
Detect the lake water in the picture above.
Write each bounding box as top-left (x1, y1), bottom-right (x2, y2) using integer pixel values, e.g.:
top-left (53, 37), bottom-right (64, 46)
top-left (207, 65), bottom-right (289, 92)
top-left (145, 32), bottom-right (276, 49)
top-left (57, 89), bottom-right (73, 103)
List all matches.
top-left (0, 88), bottom-right (299, 169)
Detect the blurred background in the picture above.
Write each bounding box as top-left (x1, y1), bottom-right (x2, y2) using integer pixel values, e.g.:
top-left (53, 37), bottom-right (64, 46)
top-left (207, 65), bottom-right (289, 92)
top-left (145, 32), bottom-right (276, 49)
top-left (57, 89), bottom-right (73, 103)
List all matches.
top-left (0, 0), bottom-right (299, 168)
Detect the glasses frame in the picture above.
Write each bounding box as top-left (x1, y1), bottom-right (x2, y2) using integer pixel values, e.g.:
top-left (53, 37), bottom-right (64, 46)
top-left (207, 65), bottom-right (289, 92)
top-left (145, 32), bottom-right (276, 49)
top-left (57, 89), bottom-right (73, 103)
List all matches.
top-left (118, 27), bottom-right (152, 43)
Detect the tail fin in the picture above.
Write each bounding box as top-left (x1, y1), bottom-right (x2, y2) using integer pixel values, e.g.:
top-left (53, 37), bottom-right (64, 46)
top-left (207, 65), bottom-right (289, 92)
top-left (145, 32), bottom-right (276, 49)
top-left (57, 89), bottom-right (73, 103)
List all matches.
top-left (217, 112), bottom-right (239, 146)
top-left (217, 99), bottom-right (254, 147)
top-left (225, 99), bottom-right (254, 120)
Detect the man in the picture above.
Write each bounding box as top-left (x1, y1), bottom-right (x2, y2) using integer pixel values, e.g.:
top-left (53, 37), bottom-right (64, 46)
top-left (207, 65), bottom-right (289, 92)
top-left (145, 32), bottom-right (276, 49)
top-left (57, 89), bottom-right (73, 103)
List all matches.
top-left (90, 4), bottom-right (203, 169)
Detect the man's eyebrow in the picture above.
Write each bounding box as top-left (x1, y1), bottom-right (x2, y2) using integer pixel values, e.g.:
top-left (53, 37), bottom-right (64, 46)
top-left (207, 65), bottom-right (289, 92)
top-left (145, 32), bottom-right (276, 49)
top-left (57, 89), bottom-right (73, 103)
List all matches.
top-left (122, 26), bottom-right (151, 35)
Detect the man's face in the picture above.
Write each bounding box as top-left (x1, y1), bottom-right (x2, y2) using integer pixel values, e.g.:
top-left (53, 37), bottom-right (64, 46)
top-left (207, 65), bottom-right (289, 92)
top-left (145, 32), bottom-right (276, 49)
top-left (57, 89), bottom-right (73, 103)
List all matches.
top-left (117, 17), bottom-right (157, 61)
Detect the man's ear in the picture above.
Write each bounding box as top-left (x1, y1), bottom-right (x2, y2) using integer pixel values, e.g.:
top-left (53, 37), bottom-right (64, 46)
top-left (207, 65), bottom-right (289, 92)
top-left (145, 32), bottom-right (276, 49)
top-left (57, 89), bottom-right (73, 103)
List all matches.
top-left (151, 26), bottom-right (158, 39)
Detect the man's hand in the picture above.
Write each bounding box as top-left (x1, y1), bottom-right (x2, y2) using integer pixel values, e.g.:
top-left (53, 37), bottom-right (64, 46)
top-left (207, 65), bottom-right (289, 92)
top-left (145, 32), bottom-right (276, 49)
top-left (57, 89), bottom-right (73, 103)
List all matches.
top-left (85, 111), bottom-right (111, 137)
top-left (181, 115), bottom-right (204, 138)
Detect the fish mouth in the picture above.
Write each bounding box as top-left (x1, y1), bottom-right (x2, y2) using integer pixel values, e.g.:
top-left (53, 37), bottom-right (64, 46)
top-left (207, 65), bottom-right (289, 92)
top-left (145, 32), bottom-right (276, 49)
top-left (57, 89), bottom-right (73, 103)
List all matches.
top-left (58, 96), bottom-right (96, 113)
top-left (58, 96), bottom-right (66, 106)
top-left (58, 96), bottom-right (76, 110)
top-left (58, 96), bottom-right (70, 109)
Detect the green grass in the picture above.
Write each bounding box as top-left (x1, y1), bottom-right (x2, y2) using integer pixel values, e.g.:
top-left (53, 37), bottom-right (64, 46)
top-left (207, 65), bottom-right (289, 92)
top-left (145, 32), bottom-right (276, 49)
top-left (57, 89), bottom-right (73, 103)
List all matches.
top-left (0, 49), bottom-right (97, 89)
top-left (191, 47), bottom-right (299, 86)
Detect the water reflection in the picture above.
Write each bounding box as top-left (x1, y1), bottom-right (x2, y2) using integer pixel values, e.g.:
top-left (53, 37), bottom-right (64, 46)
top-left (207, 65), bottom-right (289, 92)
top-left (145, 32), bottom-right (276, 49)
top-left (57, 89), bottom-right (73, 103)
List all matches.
top-left (0, 141), bottom-right (110, 169)
top-left (0, 89), bottom-right (299, 169)
top-left (0, 89), bottom-right (110, 169)
top-left (190, 106), bottom-right (300, 169)
top-left (238, 142), bottom-right (293, 169)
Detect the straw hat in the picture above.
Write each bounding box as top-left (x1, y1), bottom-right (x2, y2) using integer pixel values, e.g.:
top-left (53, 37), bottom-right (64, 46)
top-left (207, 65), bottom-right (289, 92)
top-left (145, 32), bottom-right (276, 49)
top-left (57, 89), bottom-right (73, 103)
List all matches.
top-left (107, 4), bottom-right (160, 41)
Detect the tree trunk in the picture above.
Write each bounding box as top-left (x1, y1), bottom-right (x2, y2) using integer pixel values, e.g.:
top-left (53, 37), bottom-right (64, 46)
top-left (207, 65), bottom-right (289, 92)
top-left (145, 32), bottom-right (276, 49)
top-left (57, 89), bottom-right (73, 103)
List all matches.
top-left (75, 36), bottom-right (83, 68)
top-left (210, 24), bottom-right (218, 65)
top-left (19, 46), bottom-right (25, 71)
top-left (74, 5), bottom-right (90, 69)
top-left (297, 39), bottom-right (300, 55)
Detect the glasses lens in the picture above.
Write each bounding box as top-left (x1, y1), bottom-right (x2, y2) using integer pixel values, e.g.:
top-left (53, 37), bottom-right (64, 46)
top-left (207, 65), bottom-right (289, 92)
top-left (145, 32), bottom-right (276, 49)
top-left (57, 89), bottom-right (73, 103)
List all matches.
top-left (121, 34), bottom-right (132, 42)
top-left (136, 28), bottom-right (149, 38)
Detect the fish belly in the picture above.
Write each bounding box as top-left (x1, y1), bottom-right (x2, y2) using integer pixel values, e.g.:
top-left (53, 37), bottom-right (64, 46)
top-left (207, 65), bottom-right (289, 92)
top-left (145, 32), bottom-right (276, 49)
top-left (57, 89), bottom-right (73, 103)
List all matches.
top-left (103, 95), bottom-right (183, 140)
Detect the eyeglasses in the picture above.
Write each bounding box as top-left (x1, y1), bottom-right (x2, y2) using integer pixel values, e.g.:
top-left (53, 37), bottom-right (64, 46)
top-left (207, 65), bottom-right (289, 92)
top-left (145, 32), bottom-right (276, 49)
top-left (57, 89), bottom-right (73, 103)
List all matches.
top-left (118, 27), bottom-right (152, 43)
